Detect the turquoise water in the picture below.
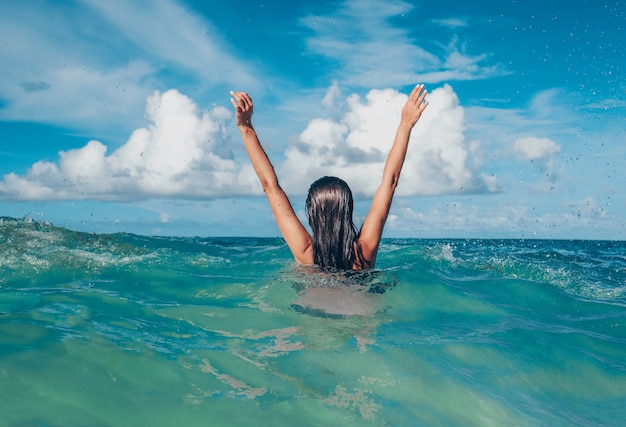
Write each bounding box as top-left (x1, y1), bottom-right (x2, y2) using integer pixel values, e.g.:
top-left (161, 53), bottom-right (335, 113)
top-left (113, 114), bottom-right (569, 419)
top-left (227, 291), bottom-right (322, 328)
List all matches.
top-left (1, 217), bottom-right (625, 426)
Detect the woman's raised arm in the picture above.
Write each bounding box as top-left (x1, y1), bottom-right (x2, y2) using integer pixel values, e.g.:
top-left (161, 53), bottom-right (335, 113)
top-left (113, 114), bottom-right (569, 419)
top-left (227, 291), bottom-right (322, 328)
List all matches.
top-left (230, 91), bottom-right (313, 265)
top-left (357, 84), bottom-right (429, 267)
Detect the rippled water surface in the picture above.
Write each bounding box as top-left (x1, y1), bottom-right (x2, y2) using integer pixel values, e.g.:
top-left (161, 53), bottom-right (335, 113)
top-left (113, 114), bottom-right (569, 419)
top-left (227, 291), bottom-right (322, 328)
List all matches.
top-left (1, 217), bottom-right (625, 426)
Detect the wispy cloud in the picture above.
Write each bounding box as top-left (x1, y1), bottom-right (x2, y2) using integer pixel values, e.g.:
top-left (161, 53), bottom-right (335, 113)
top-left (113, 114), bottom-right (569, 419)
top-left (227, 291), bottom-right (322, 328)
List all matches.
top-left (82, 0), bottom-right (258, 89)
top-left (0, 0), bottom-right (258, 133)
top-left (385, 193), bottom-right (620, 238)
top-left (432, 18), bottom-right (469, 29)
top-left (19, 81), bottom-right (51, 93)
top-left (299, 0), bottom-right (507, 88)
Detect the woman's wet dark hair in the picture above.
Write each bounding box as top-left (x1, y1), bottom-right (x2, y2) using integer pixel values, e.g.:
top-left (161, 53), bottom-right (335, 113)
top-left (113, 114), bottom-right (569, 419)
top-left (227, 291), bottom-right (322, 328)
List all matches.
top-left (305, 176), bottom-right (369, 270)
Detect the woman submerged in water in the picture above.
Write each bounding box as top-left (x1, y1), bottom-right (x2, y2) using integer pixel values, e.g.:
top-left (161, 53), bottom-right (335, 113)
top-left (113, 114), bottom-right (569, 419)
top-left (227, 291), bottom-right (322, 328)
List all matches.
top-left (231, 84), bottom-right (428, 271)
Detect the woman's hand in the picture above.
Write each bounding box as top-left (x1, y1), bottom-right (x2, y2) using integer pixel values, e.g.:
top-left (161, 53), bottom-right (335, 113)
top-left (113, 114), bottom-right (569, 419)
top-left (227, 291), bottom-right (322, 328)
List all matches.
top-left (230, 91), bottom-right (254, 128)
top-left (400, 84), bottom-right (429, 128)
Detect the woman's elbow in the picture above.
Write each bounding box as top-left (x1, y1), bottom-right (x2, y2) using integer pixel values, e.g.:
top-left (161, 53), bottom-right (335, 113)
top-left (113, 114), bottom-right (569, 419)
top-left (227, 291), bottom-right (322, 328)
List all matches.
top-left (384, 174), bottom-right (400, 193)
top-left (261, 178), bottom-right (282, 195)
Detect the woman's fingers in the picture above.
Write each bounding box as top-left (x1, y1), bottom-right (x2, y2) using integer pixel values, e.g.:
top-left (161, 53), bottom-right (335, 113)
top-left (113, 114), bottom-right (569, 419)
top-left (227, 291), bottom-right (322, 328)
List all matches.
top-left (417, 87), bottom-right (427, 102)
top-left (408, 84), bottom-right (425, 103)
top-left (231, 91), bottom-right (254, 127)
top-left (230, 91), bottom-right (253, 111)
top-left (408, 84), bottom-right (428, 115)
top-left (417, 89), bottom-right (428, 110)
top-left (400, 84), bottom-right (429, 126)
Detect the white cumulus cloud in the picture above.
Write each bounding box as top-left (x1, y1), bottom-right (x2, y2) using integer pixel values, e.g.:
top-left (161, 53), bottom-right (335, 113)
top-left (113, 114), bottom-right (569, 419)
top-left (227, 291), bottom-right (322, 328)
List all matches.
top-left (0, 90), bottom-right (258, 201)
top-left (280, 84), bottom-right (497, 196)
top-left (513, 136), bottom-right (562, 187)
top-left (1, 84), bottom-right (499, 202)
top-left (514, 136), bottom-right (561, 160)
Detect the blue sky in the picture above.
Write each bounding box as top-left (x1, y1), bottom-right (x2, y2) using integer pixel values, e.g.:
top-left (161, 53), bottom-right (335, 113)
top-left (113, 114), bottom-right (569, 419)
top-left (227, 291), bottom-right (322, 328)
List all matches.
top-left (1, 0), bottom-right (624, 239)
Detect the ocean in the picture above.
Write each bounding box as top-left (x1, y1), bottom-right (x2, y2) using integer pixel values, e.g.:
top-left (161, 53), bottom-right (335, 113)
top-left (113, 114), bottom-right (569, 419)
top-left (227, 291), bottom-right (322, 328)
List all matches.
top-left (1, 216), bottom-right (625, 426)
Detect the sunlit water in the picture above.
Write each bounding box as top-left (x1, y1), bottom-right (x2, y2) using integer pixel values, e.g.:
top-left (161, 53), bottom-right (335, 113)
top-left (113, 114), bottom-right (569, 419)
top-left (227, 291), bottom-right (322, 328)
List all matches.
top-left (1, 217), bottom-right (625, 426)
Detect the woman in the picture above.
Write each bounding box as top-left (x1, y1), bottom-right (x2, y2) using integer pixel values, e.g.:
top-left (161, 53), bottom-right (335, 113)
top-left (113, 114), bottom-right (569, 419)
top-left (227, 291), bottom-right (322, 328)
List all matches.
top-left (231, 84), bottom-right (428, 270)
